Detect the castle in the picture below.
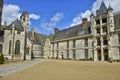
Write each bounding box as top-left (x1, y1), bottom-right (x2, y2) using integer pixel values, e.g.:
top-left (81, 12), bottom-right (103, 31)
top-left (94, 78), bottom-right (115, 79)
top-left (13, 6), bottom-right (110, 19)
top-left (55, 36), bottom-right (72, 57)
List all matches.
top-left (0, 1), bottom-right (120, 61)
top-left (44, 1), bottom-right (120, 61)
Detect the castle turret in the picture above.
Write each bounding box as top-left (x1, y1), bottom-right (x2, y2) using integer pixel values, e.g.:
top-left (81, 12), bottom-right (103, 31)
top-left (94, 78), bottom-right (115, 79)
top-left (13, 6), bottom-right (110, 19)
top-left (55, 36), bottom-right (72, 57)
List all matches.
top-left (90, 12), bottom-right (95, 35)
top-left (20, 10), bottom-right (29, 31)
top-left (107, 4), bottom-right (114, 32)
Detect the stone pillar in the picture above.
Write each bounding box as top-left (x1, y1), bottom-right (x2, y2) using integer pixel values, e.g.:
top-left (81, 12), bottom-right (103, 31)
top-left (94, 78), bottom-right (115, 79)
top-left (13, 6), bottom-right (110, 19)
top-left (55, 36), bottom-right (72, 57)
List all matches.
top-left (101, 37), bottom-right (104, 61)
top-left (94, 49), bottom-right (97, 61)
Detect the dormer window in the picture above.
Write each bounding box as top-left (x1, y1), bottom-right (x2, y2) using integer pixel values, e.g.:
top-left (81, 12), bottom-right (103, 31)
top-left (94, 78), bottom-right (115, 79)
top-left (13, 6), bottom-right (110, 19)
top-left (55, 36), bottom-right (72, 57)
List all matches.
top-left (17, 31), bottom-right (21, 34)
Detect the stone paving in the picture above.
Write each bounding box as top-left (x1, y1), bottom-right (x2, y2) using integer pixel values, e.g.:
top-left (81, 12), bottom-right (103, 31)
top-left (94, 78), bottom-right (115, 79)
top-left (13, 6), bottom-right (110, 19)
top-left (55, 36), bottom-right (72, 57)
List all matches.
top-left (0, 59), bottom-right (45, 77)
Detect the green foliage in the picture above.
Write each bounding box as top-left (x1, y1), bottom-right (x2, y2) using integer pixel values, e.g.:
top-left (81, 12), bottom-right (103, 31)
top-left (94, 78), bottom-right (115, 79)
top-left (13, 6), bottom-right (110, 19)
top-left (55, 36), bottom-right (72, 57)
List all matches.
top-left (0, 53), bottom-right (5, 64)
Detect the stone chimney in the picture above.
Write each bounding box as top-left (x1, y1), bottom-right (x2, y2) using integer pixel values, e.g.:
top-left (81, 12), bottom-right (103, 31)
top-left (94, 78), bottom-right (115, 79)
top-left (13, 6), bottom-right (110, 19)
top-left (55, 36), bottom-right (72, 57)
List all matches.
top-left (4, 21), bottom-right (7, 29)
top-left (82, 18), bottom-right (87, 27)
top-left (54, 28), bottom-right (59, 34)
top-left (96, 10), bottom-right (99, 16)
top-left (31, 28), bottom-right (35, 41)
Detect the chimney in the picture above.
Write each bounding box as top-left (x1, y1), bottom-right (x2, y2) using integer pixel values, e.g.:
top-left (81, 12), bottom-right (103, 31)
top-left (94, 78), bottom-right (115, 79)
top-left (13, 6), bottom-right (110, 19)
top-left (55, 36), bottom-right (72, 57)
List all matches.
top-left (82, 18), bottom-right (87, 27)
top-left (54, 28), bottom-right (59, 34)
top-left (96, 10), bottom-right (99, 16)
top-left (4, 21), bottom-right (7, 29)
top-left (31, 28), bottom-right (35, 41)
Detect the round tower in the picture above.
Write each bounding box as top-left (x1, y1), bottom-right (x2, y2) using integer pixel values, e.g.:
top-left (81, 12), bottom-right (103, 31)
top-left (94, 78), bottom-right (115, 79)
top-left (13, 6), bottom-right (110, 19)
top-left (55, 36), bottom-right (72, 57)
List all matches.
top-left (107, 4), bottom-right (114, 32)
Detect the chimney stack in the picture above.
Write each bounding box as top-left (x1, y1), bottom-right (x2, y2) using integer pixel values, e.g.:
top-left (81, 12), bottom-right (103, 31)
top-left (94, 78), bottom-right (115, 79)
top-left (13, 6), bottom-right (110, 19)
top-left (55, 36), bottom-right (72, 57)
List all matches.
top-left (54, 28), bottom-right (59, 34)
top-left (82, 18), bottom-right (87, 27)
top-left (31, 28), bottom-right (35, 41)
top-left (4, 21), bottom-right (7, 29)
top-left (96, 10), bottom-right (99, 16)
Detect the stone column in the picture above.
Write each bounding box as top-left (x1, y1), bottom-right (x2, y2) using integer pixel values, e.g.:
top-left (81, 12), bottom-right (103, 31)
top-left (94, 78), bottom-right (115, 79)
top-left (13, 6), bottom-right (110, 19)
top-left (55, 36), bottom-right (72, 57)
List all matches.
top-left (94, 49), bottom-right (97, 61)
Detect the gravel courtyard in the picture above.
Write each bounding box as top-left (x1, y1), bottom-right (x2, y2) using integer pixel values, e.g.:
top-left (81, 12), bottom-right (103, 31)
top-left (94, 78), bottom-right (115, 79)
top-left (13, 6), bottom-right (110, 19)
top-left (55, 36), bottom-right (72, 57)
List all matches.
top-left (0, 60), bottom-right (120, 80)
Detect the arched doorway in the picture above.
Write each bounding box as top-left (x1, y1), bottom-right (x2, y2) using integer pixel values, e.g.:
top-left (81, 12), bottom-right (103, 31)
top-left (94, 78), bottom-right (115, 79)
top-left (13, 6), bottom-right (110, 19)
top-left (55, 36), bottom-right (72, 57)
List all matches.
top-left (15, 40), bottom-right (20, 55)
top-left (0, 44), bottom-right (3, 53)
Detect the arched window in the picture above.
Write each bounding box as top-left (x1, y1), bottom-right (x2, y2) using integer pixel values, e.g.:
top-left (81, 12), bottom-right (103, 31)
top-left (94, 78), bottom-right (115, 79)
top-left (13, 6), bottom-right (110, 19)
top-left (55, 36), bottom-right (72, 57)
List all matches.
top-left (9, 40), bottom-right (11, 54)
top-left (15, 40), bottom-right (20, 55)
top-left (0, 44), bottom-right (3, 53)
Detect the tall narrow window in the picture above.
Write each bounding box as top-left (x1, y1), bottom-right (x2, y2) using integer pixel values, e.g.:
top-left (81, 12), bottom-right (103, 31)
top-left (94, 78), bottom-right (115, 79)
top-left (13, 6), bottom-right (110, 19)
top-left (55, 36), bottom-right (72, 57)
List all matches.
top-left (15, 40), bottom-right (20, 55)
top-left (103, 37), bottom-right (108, 45)
top-left (118, 34), bottom-right (120, 44)
top-left (97, 38), bottom-right (101, 46)
top-left (85, 49), bottom-right (88, 59)
top-left (73, 40), bottom-right (75, 48)
top-left (9, 40), bottom-right (11, 54)
top-left (67, 41), bottom-right (69, 48)
top-left (85, 38), bottom-right (88, 47)
top-left (0, 44), bottom-right (2, 53)
top-left (96, 28), bottom-right (100, 34)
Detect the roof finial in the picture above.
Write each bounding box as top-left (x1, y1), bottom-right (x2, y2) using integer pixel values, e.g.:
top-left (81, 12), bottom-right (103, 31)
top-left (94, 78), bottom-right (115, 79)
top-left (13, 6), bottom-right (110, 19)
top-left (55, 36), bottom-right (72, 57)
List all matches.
top-left (108, 2), bottom-right (113, 11)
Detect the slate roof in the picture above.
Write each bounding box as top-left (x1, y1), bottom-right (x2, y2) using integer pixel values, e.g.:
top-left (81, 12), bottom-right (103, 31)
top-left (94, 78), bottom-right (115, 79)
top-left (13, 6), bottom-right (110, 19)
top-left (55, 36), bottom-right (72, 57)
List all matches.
top-left (7, 19), bottom-right (24, 31)
top-left (28, 31), bottom-right (47, 45)
top-left (114, 11), bottom-right (120, 29)
top-left (51, 22), bottom-right (91, 41)
top-left (98, 1), bottom-right (108, 15)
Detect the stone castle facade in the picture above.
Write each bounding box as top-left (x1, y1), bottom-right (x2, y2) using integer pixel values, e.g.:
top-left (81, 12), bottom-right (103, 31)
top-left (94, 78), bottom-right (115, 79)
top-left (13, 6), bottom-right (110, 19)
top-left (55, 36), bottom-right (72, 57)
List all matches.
top-left (44, 2), bottom-right (120, 61)
top-left (0, 1), bottom-right (120, 61)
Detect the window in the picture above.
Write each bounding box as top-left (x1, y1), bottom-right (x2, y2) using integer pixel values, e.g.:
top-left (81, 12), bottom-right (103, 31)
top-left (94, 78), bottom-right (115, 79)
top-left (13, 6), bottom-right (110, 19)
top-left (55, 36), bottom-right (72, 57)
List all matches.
top-left (111, 25), bottom-right (113, 28)
top-left (57, 42), bottom-right (59, 49)
top-left (103, 37), bottom-right (108, 45)
top-left (118, 34), bottom-right (120, 44)
top-left (85, 49), bottom-right (88, 59)
top-left (97, 38), bottom-right (101, 46)
top-left (96, 20), bottom-right (100, 25)
top-left (103, 27), bottom-right (107, 33)
top-left (15, 40), bottom-right (20, 55)
top-left (67, 41), bottom-right (69, 48)
top-left (96, 28), bottom-right (100, 34)
top-left (0, 44), bottom-right (2, 53)
top-left (111, 20), bottom-right (112, 23)
top-left (73, 40), bottom-right (76, 48)
top-left (102, 18), bottom-right (107, 23)
top-left (9, 40), bottom-right (11, 54)
top-left (17, 31), bottom-right (21, 34)
top-left (17, 31), bottom-right (20, 34)
top-left (85, 38), bottom-right (88, 47)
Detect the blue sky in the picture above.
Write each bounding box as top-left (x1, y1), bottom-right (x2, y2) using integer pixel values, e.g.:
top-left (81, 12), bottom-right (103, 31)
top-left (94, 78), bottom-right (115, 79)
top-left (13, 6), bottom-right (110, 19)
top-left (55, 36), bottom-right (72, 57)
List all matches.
top-left (2, 0), bottom-right (120, 34)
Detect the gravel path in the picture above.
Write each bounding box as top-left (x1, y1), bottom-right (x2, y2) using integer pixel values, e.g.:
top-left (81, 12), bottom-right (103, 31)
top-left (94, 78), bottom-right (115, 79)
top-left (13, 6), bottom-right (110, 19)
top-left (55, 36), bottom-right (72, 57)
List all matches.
top-left (0, 59), bottom-right (45, 77)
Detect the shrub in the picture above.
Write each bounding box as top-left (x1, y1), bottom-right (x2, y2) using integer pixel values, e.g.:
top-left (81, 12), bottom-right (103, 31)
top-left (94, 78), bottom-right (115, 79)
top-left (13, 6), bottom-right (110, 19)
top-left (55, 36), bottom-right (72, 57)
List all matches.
top-left (0, 53), bottom-right (5, 64)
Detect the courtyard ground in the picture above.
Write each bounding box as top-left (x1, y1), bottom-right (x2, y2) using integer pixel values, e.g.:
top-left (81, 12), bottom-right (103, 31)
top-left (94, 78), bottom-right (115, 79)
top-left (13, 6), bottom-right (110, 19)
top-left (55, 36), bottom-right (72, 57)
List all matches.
top-left (0, 60), bottom-right (120, 80)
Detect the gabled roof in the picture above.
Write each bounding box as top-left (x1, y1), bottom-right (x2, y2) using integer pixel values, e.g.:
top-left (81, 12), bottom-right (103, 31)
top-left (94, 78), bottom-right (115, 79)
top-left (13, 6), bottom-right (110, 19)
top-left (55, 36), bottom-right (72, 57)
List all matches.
top-left (51, 22), bottom-right (91, 41)
top-left (114, 11), bottom-right (120, 29)
top-left (7, 19), bottom-right (24, 31)
top-left (28, 31), bottom-right (47, 45)
top-left (98, 1), bottom-right (107, 15)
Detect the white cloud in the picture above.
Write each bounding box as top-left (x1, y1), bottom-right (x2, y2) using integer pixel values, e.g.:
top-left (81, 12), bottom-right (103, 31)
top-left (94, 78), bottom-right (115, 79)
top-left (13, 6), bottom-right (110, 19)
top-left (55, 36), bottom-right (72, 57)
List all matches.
top-left (71, 10), bottom-right (91, 26)
top-left (92, 0), bottom-right (120, 13)
top-left (71, 0), bottom-right (120, 26)
top-left (40, 12), bottom-right (64, 31)
top-left (2, 4), bottom-right (21, 25)
top-left (2, 4), bottom-right (40, 26)
top-left (29, 14), bottom-right (40, 20)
